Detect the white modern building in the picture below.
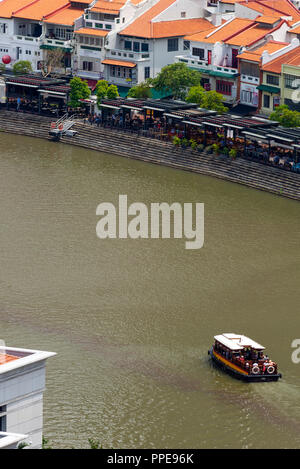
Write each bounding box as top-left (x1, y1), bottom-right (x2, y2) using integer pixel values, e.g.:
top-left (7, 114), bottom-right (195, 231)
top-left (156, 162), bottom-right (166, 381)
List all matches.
top-left (0, 344), bottom-right (56, 449)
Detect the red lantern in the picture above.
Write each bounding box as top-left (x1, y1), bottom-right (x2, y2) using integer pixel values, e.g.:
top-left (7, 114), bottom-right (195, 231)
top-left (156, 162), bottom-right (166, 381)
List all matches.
top-left (2, 55), bottom-right (11, 65)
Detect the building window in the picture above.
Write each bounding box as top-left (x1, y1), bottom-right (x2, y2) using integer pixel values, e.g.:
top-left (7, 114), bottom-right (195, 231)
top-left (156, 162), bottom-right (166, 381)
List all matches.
top-left (184, 40), bottom-right (190, 50)
top-left (141, 43), bottom-right (148, 52)
top-left (216, 80), bottom-right (232, 96)
top-left (124, 40), bottom-right (132, 50)
top-left (181, 11), bottom-right (186, 17)
top-left (266, 74), bottom-right (279, 86)
top-left (263, 94), bottom-right (270, 108)
top-left (284, 74), bottom-right (298, 89)
top-left (0, 406), bottom-right (7, 432)
top-left (144, 66), bottom-right (150, 79)
top-left (192, 47), bottom-right (204, 59)
top-left (83, 61), bottom-right (93, 71)
top-left (133, 42), bottom-right (140, 52)
top-left (86, 22), bottom-right (92, 27)
top-left (95, 23), bottom-right (103, 28)
top-left (167, 38), bottom-right (178, 52)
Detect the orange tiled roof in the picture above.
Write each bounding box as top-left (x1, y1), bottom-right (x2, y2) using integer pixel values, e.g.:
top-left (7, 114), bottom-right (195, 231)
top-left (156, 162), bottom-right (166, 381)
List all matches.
top-left (262, 46), bottom-right (300, 72)
top-left (44, 5), bottom-right (82, 25)
top-left (102, 58), bottom-right (136, 67)
top-left (225, 20), bottom-right (284, 46)
top-left (185, 18), bottom-right (254, 43)
top-left (289, 23), bottom-right (300, 34)
top-left (74, 27), bottom-right (108, 36)
top-left (152, 18), bottom-right (214, 39)
top-left (237, 40), bottom-right (289, 61)
top-left (239, 0), bottom-right (300, 23)
top-left (13, 0), bottom-right (69, 21)
top-left (90, 0), bottom-right (126, 14)
top-left (0, 0), bottom-right (36, 18)
top-left (119, 0), bottom-right (177, 37)
top-left (254, 15), bottom-right (281, 24)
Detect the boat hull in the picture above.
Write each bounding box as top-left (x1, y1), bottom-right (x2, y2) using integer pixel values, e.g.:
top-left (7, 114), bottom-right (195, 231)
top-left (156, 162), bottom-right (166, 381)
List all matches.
top-left (208, 348), bottom-right (282, 382)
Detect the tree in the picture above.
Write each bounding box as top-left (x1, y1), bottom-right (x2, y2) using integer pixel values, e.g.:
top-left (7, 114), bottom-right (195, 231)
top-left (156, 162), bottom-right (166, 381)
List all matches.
top-left (95, 79), bottom-right (109, 103)
top-left (107, 84), bottom-right (119, 99)
top-left (270, 104), bottom-right (300, 127)
top-left (69, 77), bottom-right (91, 108)
top-left (128, 82), bottom-right (151, 99)
top-left (186, 85), bottom-right (228, 113)
top-left (150, 62), bottom-right (201, 100)
top-left (13, 60), bottom-right (32, 75)
top-left (39, 48), bottom-right (65, 77)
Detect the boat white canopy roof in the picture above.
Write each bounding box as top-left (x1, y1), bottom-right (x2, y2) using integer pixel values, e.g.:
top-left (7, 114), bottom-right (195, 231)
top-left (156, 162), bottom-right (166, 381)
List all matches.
top-left (214, 334), bottom-right (265, 351)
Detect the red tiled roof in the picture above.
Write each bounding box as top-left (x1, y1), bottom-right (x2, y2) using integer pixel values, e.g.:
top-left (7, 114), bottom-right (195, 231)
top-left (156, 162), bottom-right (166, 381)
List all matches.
top-left (262, 46), bottom-right (300, 72)
top-left (44, 5), bottom-right (82, 25)
top-left (102, 59), bottom-right (136, 67)
top-left (237, 40), bottom-right (289, 61)
top-left (74, 27), bottom-right (108, 36)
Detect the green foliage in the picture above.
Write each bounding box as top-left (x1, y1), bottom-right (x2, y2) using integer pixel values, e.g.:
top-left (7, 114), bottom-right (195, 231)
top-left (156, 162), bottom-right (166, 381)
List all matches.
top-left (12, 60), bottom-right (32, 75)
top-left (69, 77), bottom-right (91, 108)
top-left (173, 135), bottom-right (181, 146)
top-left (42, 436), bottom-right (53, 450)
top-left (222, 146), bottom-right (229, 155)
top-left (181, 138), bottom-right (189, 148)
top-left (128, 81), bottom-right (151, 99)
top-left (0, 63), bottom-right (5, 74)
top-left (190, 139), bottom-right (197, 150)
top-left (88, 438), bottom-right (103, 449)
top-left (197, 143), bottom-right (205, 152)
top-left (212, 143), bottom-right (220, 154)
top-left (17, 441), bottom-right (30, 449)
top-left (229, 148), bottom-right (237, 159)
top-left (95, 81), bottom-right (119, 104)
top-left (150, 62), bottom-right (201, 100)
top-left (107, 84), bottom-right (119, 100)
top-left (186, 86), bottom-right (228, 113)
top-left (96, 79), bottom-right (109, 104)
top-left (269, 104), bottom-right (300, 127)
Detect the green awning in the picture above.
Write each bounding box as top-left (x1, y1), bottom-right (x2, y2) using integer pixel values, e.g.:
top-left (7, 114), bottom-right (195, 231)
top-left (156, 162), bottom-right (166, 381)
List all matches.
top-left (188, 66), bottom-right (238, 78)
top-left (209, 70), bottom-right (239, 78)
top-left (117, 86), bottom-right (130, 97)
top-left (150, 88), bottom-right (172, 99)
top-left (40, 45), bottom-right (72, 52)
top-left (257, 84), bottom-right (280, 94)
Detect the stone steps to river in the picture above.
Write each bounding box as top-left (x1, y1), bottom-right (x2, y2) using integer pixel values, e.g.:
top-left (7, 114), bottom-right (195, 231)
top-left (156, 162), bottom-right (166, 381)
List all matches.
top-left (0, 110), bottom-right (299, 201)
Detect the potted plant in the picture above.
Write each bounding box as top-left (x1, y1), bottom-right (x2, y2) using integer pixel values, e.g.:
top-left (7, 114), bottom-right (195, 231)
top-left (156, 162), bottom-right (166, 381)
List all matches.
top-left (181, 138), bottom-right (189, 149)
top-left (212, 143), bottom-right (220, 155)
top-left (229, 148), bottom-right (237, 160)
top-left (190, 139), bottom-right (197, 151)
top-left (197, 143), bottom-right (204, 152)
top-left (173, 135), bottom-right (181, 148)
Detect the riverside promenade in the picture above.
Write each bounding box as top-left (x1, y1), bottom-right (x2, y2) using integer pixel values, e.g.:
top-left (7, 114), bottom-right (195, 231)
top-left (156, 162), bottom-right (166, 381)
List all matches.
top-left (0, 110), bottom-right (299, 201)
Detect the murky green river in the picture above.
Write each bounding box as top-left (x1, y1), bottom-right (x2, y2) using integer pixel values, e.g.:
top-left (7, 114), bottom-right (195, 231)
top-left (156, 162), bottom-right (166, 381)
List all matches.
top-left (0, 133), bottom-right (300, 448)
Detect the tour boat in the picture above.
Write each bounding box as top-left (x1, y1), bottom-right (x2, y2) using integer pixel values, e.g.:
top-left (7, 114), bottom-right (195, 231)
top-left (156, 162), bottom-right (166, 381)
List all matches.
top-left (208, 333), bottom-right (282, 382)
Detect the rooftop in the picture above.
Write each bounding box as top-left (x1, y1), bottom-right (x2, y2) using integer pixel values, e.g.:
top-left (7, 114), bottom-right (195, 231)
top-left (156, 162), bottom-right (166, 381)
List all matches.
top-left (74, 27), bottom-right (109, 36)
top-left (0, 345), bottom-right (56, 375)
top-left (237, 40), bottom-right (289, 62)
top-left (215, 334), bottom-right (265, 351)
top-left (184, 18), bottom-right (255, 43)
top-left (90, 0), bottom-right (127, 14)
top-left (44, 4), bottom-right (83, 25)
top-left (12, 0), bottom-right (68, 21)
top-left (239, 0), bottom-right (300, 24)
top-left (262, 45), bottom-right (300, 72)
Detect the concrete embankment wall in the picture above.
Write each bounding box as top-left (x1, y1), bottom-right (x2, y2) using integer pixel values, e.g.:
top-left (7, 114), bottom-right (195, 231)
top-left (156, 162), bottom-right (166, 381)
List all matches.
top-left (0, 110), bottom-right (299, 201)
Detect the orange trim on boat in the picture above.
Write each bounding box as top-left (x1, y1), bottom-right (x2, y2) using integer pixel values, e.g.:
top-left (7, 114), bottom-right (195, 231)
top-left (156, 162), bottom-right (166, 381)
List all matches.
top-left (0, 353), bottom-right (19, 365)
top-left (213, 350), bottom-right (249, 375)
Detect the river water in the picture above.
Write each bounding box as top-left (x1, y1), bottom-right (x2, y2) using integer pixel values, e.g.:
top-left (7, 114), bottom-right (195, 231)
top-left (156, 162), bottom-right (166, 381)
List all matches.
top-left (0, 133), bottom-right (300, 449)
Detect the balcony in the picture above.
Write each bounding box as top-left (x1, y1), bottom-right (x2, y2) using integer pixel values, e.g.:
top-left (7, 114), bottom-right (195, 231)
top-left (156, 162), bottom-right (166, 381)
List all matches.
top-left (176, 56), bottom-right (239, 78)
top-left (40, 37), bottom-right (73, 52)
top-left (107, 75), bottom-right (137, 86)
top-left (77, 70), bottom-right (104, 80)
top-left (241, 74), bottom-right (260, 85)
top-left (12, 34), bottom-right (41, 44)
top-left (107, 48), bottom-right (150, 62)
